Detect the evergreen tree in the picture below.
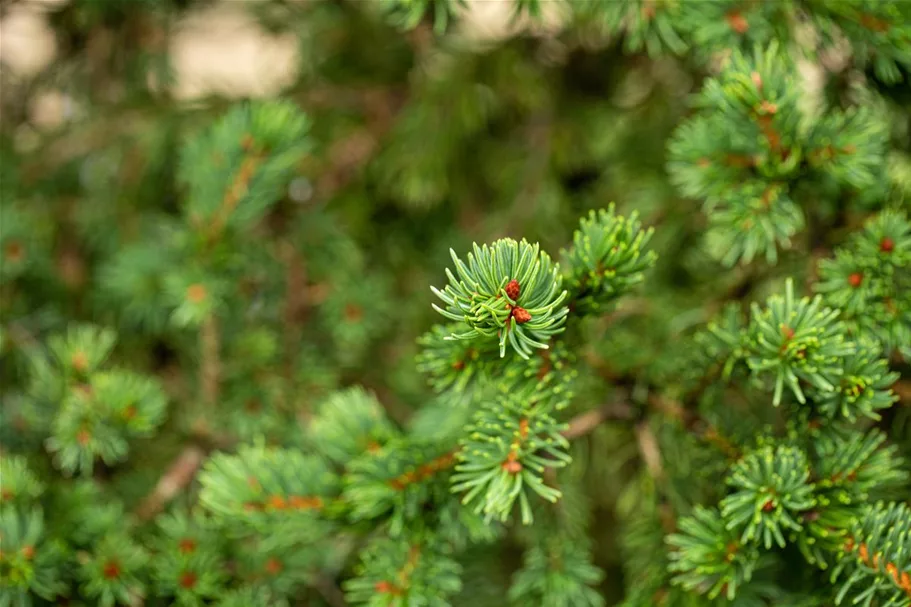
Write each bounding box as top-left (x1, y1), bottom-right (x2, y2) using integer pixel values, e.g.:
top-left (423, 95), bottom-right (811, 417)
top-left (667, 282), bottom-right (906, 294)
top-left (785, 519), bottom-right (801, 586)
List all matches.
top-left (1, 1), bottom-right (909, 606)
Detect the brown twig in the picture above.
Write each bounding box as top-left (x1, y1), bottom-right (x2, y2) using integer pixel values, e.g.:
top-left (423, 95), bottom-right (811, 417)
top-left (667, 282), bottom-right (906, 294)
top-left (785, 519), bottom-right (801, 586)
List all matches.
top-left (280, 240), bottom-right (308, 383)
top-left (634, 421), bottom-right (665, 481)
top-left (204, 150), bottom-right (263, 241)
top-left (894, 380), bottom-right (911, 405)
top-left (135, 446), bottom-right (205, 521)
top-left (561, 400), bottom-right (636, 439)
top-left (199, 315), bottom-right (220, 407)
top-left (312, 575), bottom-right (349, 607)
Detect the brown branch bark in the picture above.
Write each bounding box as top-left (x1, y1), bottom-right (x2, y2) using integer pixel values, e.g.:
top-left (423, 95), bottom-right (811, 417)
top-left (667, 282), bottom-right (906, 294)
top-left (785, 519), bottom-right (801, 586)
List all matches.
top-left (135, 446), bottom-right (205, 521)
top-left (200, 315), bottom-right (220, 407)
top-left (312, 575), bottom-right (349, 607)
top-left (634, 421), bottom-right (665, 481)
top-left (205, 152), bottom-right (263, 240)
top-left (894, 379), bottom-right (911, 405)
top-left (280, 240), bottom-right (308, 385)
top-left (561, 400), bottom-right (636, 439)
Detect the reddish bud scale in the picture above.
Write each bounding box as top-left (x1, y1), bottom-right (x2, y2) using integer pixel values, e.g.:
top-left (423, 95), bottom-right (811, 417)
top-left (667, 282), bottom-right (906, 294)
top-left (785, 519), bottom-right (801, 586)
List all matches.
top-left (179, 571), bottom-right (198, 589)
top-left (344, 303), bottom-right (364, 322)
top-left (5, 241), bottom-right (24, 262)
top-left (375, 580), bottom-right (402, 595)
top-left (71, 351), bottom-right (89, 372)
top-left (900, 571), bottom-right (911, 595)
top-left (880, 237), bottom-right (895, 253)
top-left (512, 307), bottom-right (532, 324)
top-left (265, 558), bottom-right (283, 575)
top-left (103, 560), bottom-right (122, 580)
top-left (848, 272), bottom-right (863, 288)
top-left (726, 11), bottom-right (749, 34)
top-left (888, 563), bottom-right (901, 583)
top-left (502, 459), bottom-right (522, 474)
top-left (178, 538), bottom-right (197, 554)
top-left (21, 545), bottom-right (34, 560)
top-left (758, 100), bottom-right (778, 115)
top-left (77, 429), bottom-right (91, 446)
top-left (505, 279), bottom-right (521, 301)
top-left (762, 500), bottom-right (775, 512)
top-left (186, 283), bottom-right (207, 303)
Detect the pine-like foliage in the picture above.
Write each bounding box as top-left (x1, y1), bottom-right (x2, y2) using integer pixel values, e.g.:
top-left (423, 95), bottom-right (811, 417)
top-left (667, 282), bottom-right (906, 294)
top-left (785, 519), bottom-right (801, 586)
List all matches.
top-left (1, 1), bottom-right (909, 606)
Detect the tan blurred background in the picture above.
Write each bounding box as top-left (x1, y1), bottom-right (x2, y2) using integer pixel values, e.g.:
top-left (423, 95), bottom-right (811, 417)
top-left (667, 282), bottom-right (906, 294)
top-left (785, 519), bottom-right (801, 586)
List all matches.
top-left (0, 0), bottom-right (569, 130)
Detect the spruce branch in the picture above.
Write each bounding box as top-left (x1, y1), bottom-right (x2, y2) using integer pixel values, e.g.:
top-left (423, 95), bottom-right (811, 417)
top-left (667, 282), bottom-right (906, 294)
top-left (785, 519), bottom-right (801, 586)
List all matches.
top-left (668, 43), bottom-right (890, 267)
top-left (452, 381), bottom-right (571, 525)
top-left (150, 512), bottom-right (226, 604)
top-left (344, 537), bottom-right (462, 606)
top-left (720, 444), bottom-right (816, 550)
top-left (431, 238), bottom-right (569, 359)
top-left (308, 387), bottom-right (399, 466)
top-left (575, 0), bottom-right (687, 56)
top-left (0, 507), bottom-right (68, 604)
top-left (344, 440), bottom-right (461, 535)
top-left (509, 534), bottom-right (606, 607)
top-left (562, 205), bottom-right (658, 316)
top-left (745, 278), bottom-right (854, 406)
top-left (667, 506), bottom-right (760, 601)
top-left (78, 532), bottom-right (148, 607)
top-left (179, 101), bottom-right (311, 239)
top-left (833, 501), bottom-right (911, 606)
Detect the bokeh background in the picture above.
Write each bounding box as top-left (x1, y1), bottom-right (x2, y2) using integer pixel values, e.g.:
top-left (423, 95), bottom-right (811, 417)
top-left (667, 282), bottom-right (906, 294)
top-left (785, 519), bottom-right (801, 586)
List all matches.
top-left (2, 1), bottom-right (910, 604)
